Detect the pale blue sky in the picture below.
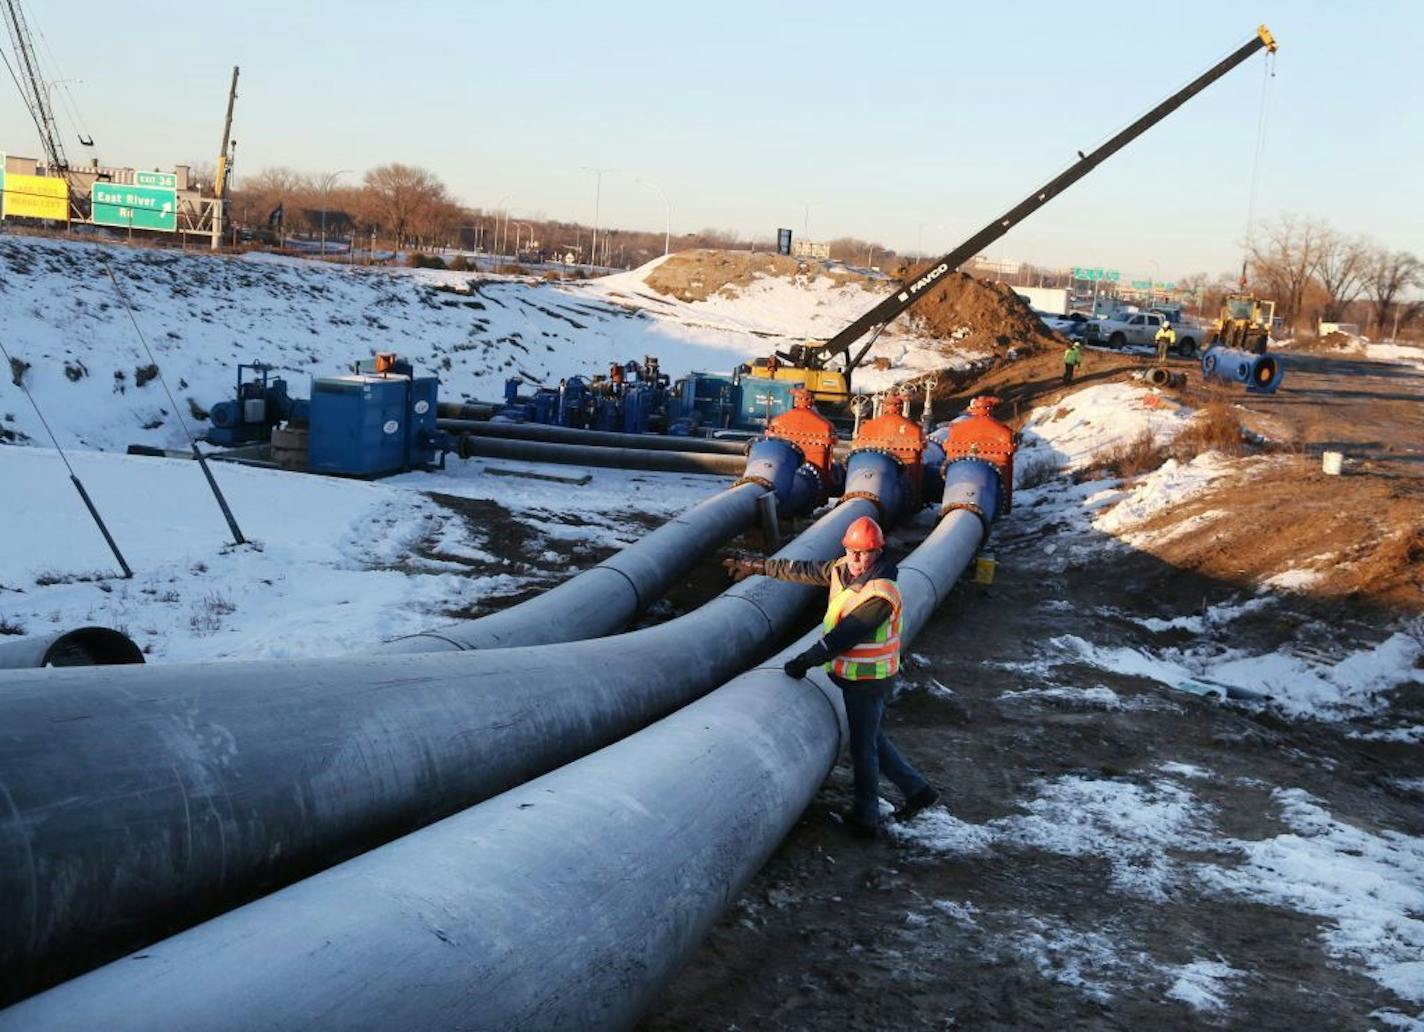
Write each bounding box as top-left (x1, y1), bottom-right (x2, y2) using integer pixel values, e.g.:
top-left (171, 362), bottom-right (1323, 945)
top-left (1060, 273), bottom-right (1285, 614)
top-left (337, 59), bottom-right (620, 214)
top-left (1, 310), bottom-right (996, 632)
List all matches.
top-left (4, 1), bottom-right (1420, 281)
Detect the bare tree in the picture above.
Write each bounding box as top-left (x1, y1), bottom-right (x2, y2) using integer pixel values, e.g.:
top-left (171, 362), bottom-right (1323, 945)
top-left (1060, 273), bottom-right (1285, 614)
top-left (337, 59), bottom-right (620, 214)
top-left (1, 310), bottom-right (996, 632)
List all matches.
top-left (1249, 214), bottom-right (1327, 334)
top-left (1363, 248), bottom-right (1421, 338)
top-left (363, 164), bottom-right (449, 252)
top-left (1314, 229), bottom-right (1372, 321)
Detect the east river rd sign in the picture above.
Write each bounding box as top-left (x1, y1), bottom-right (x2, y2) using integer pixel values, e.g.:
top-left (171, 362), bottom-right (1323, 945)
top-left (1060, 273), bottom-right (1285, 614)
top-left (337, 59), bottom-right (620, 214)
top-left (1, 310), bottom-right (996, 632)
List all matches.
top-left (92, 182), bottom-right (177, 232)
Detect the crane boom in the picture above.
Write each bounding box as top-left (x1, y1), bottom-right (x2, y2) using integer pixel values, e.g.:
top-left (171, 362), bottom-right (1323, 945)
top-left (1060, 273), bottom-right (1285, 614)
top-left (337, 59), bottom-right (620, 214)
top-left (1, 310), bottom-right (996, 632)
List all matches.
top-left (1, 0), bottom-right (67, 173)
top-left (807, 25), bottom-right (1278, 387)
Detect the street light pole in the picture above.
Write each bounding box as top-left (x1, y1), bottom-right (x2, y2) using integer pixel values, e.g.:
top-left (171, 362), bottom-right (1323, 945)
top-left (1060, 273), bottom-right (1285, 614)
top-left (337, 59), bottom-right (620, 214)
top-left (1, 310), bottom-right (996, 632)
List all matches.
top-left (318, 169), bottom-right (351, 258)
top-left (802, 201), bottom-right (810, 239)
top-left (635, 178), bottom-right (671, 257)
top-left (1148, 258), bottom-right (1161, 307)
top-left (582, 167), bottom-right (615, 274)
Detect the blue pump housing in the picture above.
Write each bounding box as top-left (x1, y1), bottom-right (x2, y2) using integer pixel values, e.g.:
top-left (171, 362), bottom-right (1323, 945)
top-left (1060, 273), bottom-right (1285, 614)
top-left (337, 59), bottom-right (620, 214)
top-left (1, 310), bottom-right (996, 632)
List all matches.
top-left (308, 372), bottom-right (440, 477)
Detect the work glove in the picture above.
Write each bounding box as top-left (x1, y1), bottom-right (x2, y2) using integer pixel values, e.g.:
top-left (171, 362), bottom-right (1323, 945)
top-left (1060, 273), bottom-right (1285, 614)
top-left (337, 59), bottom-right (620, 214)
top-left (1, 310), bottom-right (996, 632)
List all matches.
top-left (783, 655), bottom-right (814, 680)
top-left (783, 641), bottom-right (830, 680)
top-left (721, 557), bottom-right (766, 582)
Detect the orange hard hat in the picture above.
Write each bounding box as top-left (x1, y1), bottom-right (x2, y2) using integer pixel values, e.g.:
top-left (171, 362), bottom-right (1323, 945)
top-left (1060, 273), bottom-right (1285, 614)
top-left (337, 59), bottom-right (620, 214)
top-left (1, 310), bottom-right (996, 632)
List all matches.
top-left (842, 516), bottom-right (885, 551)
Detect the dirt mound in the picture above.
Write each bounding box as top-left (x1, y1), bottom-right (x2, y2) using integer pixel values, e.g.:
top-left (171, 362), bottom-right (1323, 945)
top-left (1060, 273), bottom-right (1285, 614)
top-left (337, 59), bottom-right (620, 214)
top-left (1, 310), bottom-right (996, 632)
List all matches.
top-left (642, 250), bottom-right (876, 302)
top-left (900, 267), bottom-right (1062, 356)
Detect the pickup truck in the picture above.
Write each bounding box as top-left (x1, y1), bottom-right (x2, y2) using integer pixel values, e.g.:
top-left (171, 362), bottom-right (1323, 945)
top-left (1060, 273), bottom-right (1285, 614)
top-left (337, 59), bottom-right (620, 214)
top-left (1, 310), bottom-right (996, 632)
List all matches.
top-left (1085, 311), bottom-right (1202, 357)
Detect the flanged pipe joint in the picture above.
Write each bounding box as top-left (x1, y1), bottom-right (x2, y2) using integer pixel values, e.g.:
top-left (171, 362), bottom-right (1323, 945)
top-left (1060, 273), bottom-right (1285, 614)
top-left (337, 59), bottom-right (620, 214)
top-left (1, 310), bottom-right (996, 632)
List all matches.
top-left (842, 392), bottom-right (925, 524)
top-left (737, 389), bottom-right (844, 518)
top-left (1200, 346), bottom-right (1284, 394)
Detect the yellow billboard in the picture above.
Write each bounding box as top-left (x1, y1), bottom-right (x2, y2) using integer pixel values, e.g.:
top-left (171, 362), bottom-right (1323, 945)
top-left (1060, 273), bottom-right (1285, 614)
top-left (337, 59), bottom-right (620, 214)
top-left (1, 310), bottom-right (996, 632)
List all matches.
top-left (3, 173), bottom-right (69, 221)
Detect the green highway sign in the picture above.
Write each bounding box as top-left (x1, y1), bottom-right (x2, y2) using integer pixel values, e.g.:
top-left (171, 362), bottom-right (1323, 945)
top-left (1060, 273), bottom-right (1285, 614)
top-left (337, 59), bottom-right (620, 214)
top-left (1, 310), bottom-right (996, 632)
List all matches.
top-left (135, 170), bottom-right (177, 189)
top-left (1073, 267), bottom-right (1120, 283)
top-left (91, 182), bottom-right (177, 232)
top-left (1105, 269), bottom-right (1119, 283)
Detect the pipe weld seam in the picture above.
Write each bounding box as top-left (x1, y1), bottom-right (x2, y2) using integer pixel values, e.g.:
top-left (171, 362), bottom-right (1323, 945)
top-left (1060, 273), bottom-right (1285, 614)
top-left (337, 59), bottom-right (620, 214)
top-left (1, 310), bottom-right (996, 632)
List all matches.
top-left (733, 475), bottom-right (774, 492)
top-left (714, 591), bottom-right (783, 639)
top-left (940, 501), bottom-right (990, 546)
top-left (594, 563), bottom-right (645, 612)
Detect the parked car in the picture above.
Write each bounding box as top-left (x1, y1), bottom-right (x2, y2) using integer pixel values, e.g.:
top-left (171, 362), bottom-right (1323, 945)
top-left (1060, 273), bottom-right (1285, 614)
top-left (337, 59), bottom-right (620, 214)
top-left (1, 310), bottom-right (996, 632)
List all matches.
top-left (1092, 310), bottom-right (1201, 357)
top-left (1032, 310), bottom-right (1091, 340)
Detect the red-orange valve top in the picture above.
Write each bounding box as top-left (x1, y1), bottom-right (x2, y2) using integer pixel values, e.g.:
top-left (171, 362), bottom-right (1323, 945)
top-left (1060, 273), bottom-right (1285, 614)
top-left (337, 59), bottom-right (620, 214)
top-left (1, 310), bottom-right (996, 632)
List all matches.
top-left (374, 351), bottom-right (397, 375)
top-left (766, 388), bottom-right (838, 479)
top-left (851, 393), bottom-right (926, 496)
top-left (943, 395), bottom-right (1016, 510)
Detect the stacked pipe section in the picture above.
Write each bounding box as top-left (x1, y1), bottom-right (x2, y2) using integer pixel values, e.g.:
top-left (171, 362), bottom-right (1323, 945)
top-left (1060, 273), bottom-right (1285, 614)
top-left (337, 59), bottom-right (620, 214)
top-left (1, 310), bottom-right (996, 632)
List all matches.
top-left (0, 408), bottom-right (866, 1007)
top-left (1200, 345), bottom-right (1284, 394)
top-left (0, 397), bottom-right (1016, 1030)
top-left (393, 396), bottom-right (840, 654)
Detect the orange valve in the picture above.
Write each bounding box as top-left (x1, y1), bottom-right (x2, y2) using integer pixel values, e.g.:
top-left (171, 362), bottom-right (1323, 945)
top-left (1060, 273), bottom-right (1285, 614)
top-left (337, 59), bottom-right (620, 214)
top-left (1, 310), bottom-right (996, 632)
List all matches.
top-left (942, 395), bottom-right (1016, 511)
top-left (766, 388), bottom-right (838, 482)
top-left (374, 352), bottom-right (397, 375)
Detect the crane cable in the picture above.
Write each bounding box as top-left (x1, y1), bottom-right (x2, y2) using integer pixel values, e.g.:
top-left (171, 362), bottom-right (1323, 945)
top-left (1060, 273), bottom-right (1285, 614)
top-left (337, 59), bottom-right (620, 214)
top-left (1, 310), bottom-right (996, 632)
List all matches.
top-left (98, 251), bottom-right (248, 546)
top-left (0, 337), bottom-right (133, 578)
top-left (1239, 48), bottom-right (1278, 285)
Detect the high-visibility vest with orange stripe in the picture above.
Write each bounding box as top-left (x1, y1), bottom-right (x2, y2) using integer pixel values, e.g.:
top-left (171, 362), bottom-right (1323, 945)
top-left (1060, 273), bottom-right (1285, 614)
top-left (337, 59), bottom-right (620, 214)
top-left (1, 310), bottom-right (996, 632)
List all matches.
top-left (821, 574), bottom-right (903, 681)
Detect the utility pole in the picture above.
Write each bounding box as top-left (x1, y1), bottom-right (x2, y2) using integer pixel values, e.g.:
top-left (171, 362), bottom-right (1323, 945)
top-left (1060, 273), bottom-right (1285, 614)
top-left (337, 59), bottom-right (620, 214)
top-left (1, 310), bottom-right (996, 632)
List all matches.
top-left (211, 66), bottom-right (239, 250)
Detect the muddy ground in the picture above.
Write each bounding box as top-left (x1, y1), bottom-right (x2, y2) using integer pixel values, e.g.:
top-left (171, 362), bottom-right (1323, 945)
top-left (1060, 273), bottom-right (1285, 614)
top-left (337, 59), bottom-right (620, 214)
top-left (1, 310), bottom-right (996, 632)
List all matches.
top-left (629, 346), bottom-right (1424, 1029)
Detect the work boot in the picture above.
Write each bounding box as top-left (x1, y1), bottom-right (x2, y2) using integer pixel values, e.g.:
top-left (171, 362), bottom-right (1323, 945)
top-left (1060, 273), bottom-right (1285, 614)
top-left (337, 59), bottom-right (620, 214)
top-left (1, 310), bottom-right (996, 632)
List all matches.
top-left (831, 811), bottom-right (880, 841)
top-left (892, 787), bottom-right (940, 822)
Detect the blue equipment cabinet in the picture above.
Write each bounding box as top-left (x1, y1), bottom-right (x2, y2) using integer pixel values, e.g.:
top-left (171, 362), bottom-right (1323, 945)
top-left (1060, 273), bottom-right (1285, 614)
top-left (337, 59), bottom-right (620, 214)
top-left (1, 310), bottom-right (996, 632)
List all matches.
top-left (307, 371), bottom-right (440, 477)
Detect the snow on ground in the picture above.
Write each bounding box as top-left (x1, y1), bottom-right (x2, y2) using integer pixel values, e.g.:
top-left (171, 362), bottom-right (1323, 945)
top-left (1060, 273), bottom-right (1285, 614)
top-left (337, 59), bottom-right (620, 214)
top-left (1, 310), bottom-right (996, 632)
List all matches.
top-left (893, 772), bottom-right (1424, 1021)
top-left (0, 443), bottom-right (719, 662)
top-left (1, 235), bottom-right (969, 661)
top-left (0, 236), bottom-right (964, 458)
top-left (1365, 341), bottom-right (1424, 371)
top-left (1014, 381), bottom-right (1197, 480)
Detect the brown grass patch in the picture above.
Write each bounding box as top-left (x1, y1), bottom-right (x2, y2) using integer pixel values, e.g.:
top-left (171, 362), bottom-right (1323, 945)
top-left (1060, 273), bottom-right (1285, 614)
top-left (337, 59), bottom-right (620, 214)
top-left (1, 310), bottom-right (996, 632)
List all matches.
top-left (1088, 428), bottom-right (1167, 479)
top-left (1170, 402), bottom-right (1246, 461)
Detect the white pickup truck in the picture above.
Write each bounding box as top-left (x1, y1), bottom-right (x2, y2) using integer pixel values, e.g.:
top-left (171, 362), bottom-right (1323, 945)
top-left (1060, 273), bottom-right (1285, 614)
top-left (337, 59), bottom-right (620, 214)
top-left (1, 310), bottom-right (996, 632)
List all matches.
top-left (1085, 310), bottom-right (1202, 357)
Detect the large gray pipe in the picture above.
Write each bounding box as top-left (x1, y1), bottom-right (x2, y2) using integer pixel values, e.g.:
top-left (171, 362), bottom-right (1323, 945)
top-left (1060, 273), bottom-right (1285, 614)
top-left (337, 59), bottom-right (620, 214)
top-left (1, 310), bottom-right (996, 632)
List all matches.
top-left (385, 480), bottom-right (767, 652)
top-left (440, 417), bottom-right (752, 454)
top-left (0, 627), bottom-right (144, 670)
top-left (0, 476), bottom-right (992, 1029)
top-left (0, 499), bottom-right (875, 1007)
top-left (454, 433), bottom-right (749, 476)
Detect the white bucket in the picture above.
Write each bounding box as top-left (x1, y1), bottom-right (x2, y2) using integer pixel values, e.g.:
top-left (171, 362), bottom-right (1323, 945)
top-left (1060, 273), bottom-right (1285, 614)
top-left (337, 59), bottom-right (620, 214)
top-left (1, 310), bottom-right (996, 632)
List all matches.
top-left (1322, 451), bottom-right (1343, 476)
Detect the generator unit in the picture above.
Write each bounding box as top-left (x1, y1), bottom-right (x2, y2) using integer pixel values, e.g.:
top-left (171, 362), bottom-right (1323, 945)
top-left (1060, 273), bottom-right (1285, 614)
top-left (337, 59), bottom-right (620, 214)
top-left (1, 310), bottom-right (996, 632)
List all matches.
top-left (307, 354), bottom-right (442, 477)
top-left (207, 364), bottom-right (303, 446)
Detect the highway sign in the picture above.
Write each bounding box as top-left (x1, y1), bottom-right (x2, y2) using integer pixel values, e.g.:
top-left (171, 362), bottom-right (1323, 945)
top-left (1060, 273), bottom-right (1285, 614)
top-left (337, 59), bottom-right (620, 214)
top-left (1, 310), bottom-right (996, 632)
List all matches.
top-left (91, 182), bottom-right (177, 232)
top-left (1073, 267), bottom-right (1120, 283)
top-left (3, 172), bottom-right (69, 221)
top-left (135, 170), bottom-right (178, 189)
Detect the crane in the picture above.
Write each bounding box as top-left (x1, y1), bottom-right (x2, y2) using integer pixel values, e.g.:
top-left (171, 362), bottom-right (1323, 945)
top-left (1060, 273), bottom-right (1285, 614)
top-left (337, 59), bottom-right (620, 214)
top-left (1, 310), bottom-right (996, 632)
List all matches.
top-left (753, 25), bottom-right (1279, 408)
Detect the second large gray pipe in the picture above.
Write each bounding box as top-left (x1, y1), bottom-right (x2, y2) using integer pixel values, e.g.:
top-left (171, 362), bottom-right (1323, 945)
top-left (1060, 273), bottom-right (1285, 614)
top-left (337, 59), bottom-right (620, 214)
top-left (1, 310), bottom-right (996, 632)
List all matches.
top-left (0, 498), bottom-right (874, 1007)
top-left (0, 481), bottom-right (990, 1029)
top-left (385, 479), bottom-right (766, 653)
top-left (454, 433), bottom-right (749, 476)
top-left (440, 417), bottom-right (752, 454)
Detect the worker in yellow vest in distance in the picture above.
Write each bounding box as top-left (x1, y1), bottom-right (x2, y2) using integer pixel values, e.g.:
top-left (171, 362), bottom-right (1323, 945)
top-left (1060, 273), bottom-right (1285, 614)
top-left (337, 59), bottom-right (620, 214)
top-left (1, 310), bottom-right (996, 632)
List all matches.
top-left (1155, 321), bottom-right (1177, 363)
top-left (1062, 341), bottom-right (1083, 386)
top-left (722, 516), bottom-right (939, 839)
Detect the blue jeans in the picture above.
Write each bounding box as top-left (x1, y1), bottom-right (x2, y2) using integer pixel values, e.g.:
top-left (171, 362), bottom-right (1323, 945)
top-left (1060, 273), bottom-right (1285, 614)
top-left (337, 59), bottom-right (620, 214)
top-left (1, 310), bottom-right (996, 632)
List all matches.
top-left (840, 680), bottom-right (929, 828)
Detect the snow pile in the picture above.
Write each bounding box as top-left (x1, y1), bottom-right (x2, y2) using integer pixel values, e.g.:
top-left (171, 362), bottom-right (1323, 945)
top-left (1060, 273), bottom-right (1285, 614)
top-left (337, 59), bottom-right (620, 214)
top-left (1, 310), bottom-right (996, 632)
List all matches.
top-left (1014, 382), bottom-right (1197, 482)
top-left (1364, 341), bottom-right (1424, 372)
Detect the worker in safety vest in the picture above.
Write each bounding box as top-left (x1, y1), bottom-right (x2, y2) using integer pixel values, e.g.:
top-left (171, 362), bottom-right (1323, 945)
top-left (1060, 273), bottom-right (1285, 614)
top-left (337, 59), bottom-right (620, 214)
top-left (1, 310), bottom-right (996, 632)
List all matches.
top-left (1155, 321), bottom-right (1177, 363)
top-left (722, 516), bottom-right (939, 839)
top-left (1062, 341), bottom-right (1083, 386)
